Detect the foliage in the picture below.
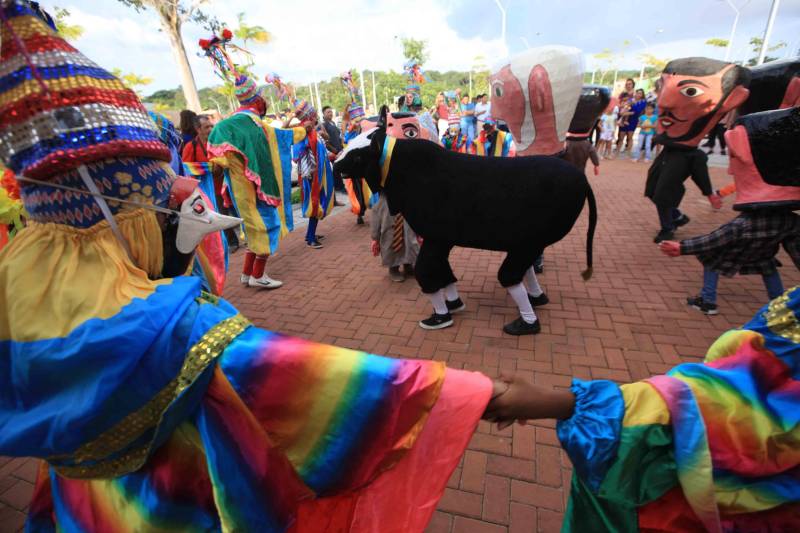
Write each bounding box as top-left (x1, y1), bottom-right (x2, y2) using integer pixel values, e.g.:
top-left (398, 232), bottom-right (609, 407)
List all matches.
top-left (705, 38), bottom-right (729, 48)
top-left (233, 12), bottom-right (271, 47)
top-left (111, 68), bottom-right (153, 95)
top-left (705, 35), bottom-right (787, 65)
top-left (116, 0), bottom-right (218, 32)
top-left (53, 6), bottom-right (83, 41)
top-left (401, 38), bottom-right (429, 64)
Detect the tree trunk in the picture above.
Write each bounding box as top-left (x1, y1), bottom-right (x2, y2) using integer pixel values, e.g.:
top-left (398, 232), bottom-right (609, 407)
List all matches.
top-left (162, 19), bottom-right (201, 112)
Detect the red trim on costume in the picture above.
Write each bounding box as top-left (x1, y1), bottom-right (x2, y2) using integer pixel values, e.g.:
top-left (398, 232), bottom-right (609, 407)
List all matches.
top-left (1, 34), bottom-right (77, 60)
top-left (251, 256), bottom-right (267, 278)
top-left (242, 251), bottom-right (256, 276)
top-left (0, 88), bottom-right (144, 124)
top-left (307, 129), bottom-right (321, 218)
top-left (22, 140), bottom-right (171, 180)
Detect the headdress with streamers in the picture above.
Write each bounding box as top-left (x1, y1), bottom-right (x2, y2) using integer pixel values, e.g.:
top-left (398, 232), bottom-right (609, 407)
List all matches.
top-left (198, 29), bottom-right (252, 83)
top-left (404, 59), bottom-right (428, 93)
top-left (265, 73), bottom-right (294, 103)
top-left (340, 70), bottom-right (365, 122)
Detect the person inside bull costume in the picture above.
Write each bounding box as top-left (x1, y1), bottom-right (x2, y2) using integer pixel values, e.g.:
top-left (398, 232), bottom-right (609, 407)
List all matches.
top-left (646, 57), bottom-right (751, 243)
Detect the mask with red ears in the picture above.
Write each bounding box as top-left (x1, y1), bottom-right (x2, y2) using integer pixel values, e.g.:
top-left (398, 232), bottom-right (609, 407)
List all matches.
top-left (725, 107), bottom-right (800, 211)
top-left (655, 57), bottom-right (751, 148)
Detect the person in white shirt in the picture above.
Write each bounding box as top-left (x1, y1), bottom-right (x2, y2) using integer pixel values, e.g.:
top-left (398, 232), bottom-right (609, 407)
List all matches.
top-left (475, 94), bottom-right (491, 131)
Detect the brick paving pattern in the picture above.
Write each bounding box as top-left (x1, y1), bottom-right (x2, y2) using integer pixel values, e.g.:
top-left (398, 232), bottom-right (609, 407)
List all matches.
top-left (3, 158), bottom-right (798, 533)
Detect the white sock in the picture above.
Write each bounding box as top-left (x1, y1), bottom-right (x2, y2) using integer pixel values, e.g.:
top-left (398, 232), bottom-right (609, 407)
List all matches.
top-left (524, 267), bottom-right (543, 297)
top-left (428, 290), bottom-right (448, 315)
top-left (508, 283), bottom-right (537, 324)
top-left (444, 283), bottom-right (459, 301)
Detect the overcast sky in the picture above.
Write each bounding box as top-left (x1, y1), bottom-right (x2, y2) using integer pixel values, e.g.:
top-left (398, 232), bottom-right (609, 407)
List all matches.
top-left (45, 0), bottom-right (800, 92)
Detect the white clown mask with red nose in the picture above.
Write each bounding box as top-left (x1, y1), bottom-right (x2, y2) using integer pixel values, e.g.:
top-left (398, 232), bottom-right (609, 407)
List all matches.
top-left (489, 46), bottom-right (584, 156)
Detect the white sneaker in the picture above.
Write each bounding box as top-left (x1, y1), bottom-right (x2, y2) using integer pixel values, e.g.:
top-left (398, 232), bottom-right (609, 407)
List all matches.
top-left (240, 274), bottom-right (251, 285)
top-left (248, 274), bottom-right (283, 290)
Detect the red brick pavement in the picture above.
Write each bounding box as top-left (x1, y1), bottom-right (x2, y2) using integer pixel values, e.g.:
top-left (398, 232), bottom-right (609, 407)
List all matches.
top-left (3, 158), bottom-right (799, 533)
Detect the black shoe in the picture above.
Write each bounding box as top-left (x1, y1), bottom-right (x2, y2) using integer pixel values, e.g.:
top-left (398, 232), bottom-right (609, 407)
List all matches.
top-left (528, 292), bottom-right (549, 307)
top-left (533, 264), bottom-right (544, 274)
top-left (403, 263), bottom-right (415, 277)
top-left (316, 235), bottom-right (325, 241)
top-left (389, 267), bottom-right (404, 282)
top-left (503, 317), bottom-right (541, 336)
top-left (419, 312), bottom-right (453, 330)
top-left (686, 296), bottom-right (719, 315)
top-left (654, 229), bottom-right (674, 243)
top-left (720, 149), bottom-right (727, 156)
top-left (446, 298), bottom-right (466, 313)
top-left (674, 214), bottom-right (690, 228)
top-left (306, 240), bottom-right (323, 249)
top-left (357, 216), bottom-right (365, 225)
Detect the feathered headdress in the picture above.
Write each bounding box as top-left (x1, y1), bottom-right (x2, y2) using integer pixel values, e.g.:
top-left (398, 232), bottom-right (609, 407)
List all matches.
top-left (403, 59), bottom-right (428, 94)
top-left (340, 71), bottom-right (365, 122)
top-left (266, 73), bottom-right (315, 123)
top-left (265, 73), bottom-right (294, 102)
top-left (199, 29), bottom-right (251, 82)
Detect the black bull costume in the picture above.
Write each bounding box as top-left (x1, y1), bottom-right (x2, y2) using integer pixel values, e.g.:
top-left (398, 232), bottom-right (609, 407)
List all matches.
top-left (334, 106), bottom-right (597, 333)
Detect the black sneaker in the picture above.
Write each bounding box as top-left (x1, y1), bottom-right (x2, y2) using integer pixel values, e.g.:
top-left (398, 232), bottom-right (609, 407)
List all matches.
top-left (357, 216), bottom-right (365, 225)
top-left (686, 296), bottom-right (719, 315)
top-left (721, 149), bottom-right (727, 156)
top-left (306, 240), bottom-right (323, 249)
top-left (674, 214), bottom-right (690, 228)
top-left (446, 298), bottom-right (466, 313)
top-left (419, 312), bottom-right (453, 330)
top-left (503, 317), bottom-right (541, 336)
top-left (534, 264), bottom-right (544, 274)
top-left (528, 292), bottom-right (549, 307)
top-left (316, 235), bottom-right (325, 241)
top-left (654, 229), bottom-right (674, 243)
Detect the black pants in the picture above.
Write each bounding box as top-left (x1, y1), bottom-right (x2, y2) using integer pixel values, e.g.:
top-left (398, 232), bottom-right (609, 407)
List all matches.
top-left (498, 247), bottom-right (542, 287)
top-left (415, 239), bottom-right (457, 294)
top-left (706, 124), bottom-right (726, 150)
top-left (333, 167), bottom-right (345, 192)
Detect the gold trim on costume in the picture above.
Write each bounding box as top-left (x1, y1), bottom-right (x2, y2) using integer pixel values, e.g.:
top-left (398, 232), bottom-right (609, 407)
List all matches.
top-left (51, 314), bottom-right (251, 479)
top-left (764, 290), bottom-right (800, 344)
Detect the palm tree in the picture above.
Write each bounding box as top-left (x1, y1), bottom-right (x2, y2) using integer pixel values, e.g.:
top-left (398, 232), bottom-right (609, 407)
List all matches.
top-left (234, 12), bottom-right (271, 48)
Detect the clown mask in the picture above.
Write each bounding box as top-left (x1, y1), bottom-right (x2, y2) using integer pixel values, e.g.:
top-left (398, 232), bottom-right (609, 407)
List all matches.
top-left (655, 58), bottom-right (750, 148)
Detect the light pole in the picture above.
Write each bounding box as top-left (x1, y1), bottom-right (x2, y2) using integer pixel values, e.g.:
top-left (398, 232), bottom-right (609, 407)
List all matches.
top-left (371, 71), bottom-right (377, 113)
top-left (757, 0), bottom-right (781, 65)
top-left (520, 36), bottom-right (531, 49)
top-left (636, 35), bottom-right (649, 83)
top-left (493, 0), bottom-right (506, 46)
top-left (720, 0), bottom-right (751, 62)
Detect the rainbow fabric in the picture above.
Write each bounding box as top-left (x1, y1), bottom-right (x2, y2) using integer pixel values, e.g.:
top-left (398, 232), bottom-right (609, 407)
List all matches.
top-left (292, 131), bottom-right (335, 220)
top-left (183, 162), bottom-right (230, 295)
top-left (209, 111), bottom-right (305, 256)
top-left (0, 1), bottom-right (169, 181)
top-left (558, 287), bottom-right (800, 532)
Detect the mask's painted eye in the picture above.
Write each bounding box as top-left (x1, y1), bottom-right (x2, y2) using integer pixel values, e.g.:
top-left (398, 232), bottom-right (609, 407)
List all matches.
top-left (402, 124), bottom-right (419, 138)
top-left (493, 84), bottom-right (504, 98)
top-left (192, 200), bottom-right (205, 214)
top-left (680, 86), bottom-right (704, 98)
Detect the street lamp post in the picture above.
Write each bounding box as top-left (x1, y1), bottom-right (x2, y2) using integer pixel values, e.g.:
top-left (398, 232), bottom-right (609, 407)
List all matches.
top-left (636, 35), bottom-right (648, 83)
top-left (493, 0), bottom-right (506, 45)
top-left (720, 0), bottom-right (751, 62)
top-left (757, 0), bottom-right (781, 65)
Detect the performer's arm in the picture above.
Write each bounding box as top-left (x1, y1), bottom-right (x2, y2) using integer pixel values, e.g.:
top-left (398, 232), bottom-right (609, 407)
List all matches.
top-left (484, 375), bottom-right (576, 423)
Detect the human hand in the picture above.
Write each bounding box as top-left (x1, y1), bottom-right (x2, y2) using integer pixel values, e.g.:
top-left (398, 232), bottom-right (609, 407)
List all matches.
top-left (708, 194), bottom-right (722, 210)
top-left (659, 241), bottom-right (681, 257)
top-left (483, 374), bottom-right (538, 425)
top-left (371, 240), bottom-right (380, 256)
top-left (593, 166), bottom-right (599, 176)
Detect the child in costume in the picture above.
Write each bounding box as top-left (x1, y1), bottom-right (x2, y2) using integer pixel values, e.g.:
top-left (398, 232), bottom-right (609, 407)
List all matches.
top-left (474, 118), bottom-right (515, 157)
top-left (0, 5), bottom-right (507, 531)
top-left (660, 107), bottom-right (800, 315)
top-left (370, 193), bottom-right (419, 282)
top-left (339, 71), bottom-right (372, 225)
top-left (203, 39), bottom-right (306, 290)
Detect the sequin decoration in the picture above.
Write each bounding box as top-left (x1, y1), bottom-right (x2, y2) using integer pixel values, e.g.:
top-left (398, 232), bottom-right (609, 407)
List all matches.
top-left (764, 290), bottom-right (800, 344)
top-left (50, 314), bottom-right (251, 479)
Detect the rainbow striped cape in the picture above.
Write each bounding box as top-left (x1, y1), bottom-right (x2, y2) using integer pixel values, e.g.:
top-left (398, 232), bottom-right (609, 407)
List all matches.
top-left (557, 288), bottom-right (800, 532)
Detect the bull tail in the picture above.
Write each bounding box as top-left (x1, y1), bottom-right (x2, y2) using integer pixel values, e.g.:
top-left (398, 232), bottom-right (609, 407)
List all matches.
top-left (581, 183), bottom-right (597, 281)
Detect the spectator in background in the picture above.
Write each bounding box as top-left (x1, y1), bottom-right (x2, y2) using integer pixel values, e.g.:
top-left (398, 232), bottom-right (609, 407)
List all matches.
top-left (434, 92), bottom-right (449, 139)
top-left (475, 93), bottom-right (491, 131)
top-left (182, 114), bottom-right (240, 251)
top-left (459, 94), bottom-right (477, 149)
top-left (633, 102), bottom-right (657, 163)
top-left (617, 89), bottom-right (646, 158)
top-left (619, 77), bottom-right (635, 100)
top-left (321, 105), bottom-right (346, 195)
top-left (597, 104), bottom-right (617, 158)
top-left (179, 109), bottom-right (198, 148)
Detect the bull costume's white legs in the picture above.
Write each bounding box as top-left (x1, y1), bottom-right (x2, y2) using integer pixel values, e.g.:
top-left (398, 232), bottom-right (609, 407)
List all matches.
top-left (508, 283), bottom-right (538, 324)
top-left (524, 267), bottom-right (543, 297)
top-left (444, 283), bottom-right (459, 302)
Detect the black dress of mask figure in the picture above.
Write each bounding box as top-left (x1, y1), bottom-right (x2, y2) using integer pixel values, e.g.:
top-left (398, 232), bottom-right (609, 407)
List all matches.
top-left (161, 213), bottom-right (195, 278)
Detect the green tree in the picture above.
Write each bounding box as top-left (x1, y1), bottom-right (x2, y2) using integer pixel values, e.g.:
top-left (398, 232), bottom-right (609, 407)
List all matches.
top-left (234, 12), bottom-right (271, 48)
top-left (117, 0), bottom-right (218, 112)
top-left (705, 38), bottom-right (729, 48)
top-left (53, 6), bottom-right (84, 41)
top-left (639, 53), bottom-right (670, 79)
top-left (401, 38), bottom-right (429, 64)
top-left (747, 37), bottom-right (786, 65)
top-left (111, 68), bottom-right (153, 95)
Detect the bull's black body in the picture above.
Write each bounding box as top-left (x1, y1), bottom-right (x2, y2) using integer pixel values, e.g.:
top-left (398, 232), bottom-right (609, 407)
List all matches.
top-left (334, 111), bottom-right (596, 294)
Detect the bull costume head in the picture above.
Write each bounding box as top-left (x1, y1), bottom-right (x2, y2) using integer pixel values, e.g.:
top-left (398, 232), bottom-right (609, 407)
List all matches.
top-left (567, 85), bottom-right (611, 139)
top-left (655, 57), bottom-right (751, 147)
top-left (0, 0), bottom-right (241, 280)
top-left (726, 106), bottom-right (800, 211)
top-left (489, 45), bottom-right (584, 156)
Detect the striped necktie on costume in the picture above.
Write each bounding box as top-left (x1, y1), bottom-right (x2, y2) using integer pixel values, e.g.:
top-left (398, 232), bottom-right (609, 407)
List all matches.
top-left (392, 214), bottom-right (405, 253)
